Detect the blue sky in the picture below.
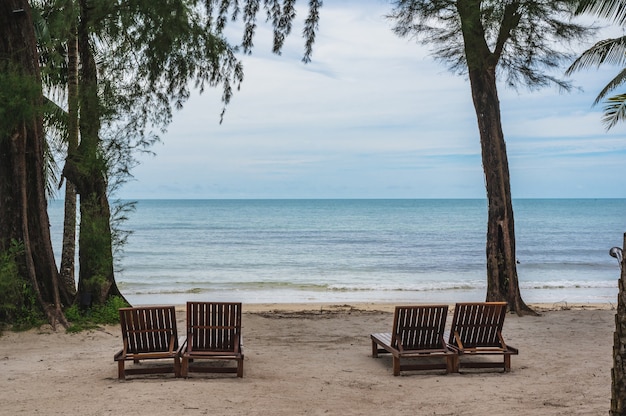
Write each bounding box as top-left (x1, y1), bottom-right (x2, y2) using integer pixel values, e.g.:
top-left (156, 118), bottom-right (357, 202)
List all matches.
top-left (119, 1), bottom-right (626, 199)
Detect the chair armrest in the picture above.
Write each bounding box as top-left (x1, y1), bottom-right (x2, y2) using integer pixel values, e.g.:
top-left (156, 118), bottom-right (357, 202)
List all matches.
top-left (497, 331), bottom-right (508, 349)
top-left (177, 336), bottom-right (187, 355)
top-left (453, 331), bottom-right (465, 351)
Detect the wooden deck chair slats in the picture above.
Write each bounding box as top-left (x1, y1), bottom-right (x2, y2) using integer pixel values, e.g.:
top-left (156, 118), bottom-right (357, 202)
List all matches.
top-left (189, 302), bottom-right (238, 351)
top-left (448, 302), bottom-right (519, 372)
top-left (452, 302), bottom-right (505, 349)
top-left (114, 306), bottom-right (181, 379)
top-left (371, 305), bottom-right (457, 376)
top-left (129, 308), bottom-right (169, 353)
top-left (396, 305), bottom-right (445, 350)
top-left (181, 302), bottom-right (244, 378)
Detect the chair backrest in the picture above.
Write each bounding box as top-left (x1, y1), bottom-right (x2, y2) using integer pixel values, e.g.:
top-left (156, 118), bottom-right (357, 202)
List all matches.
top-left (119, 306), bottom-right (179, 354)
top-left (448, 302), bottom-right (507, 348)
top-left (391, 305), bottom-right (448, 351)
top-left (186, 302), bottom-right (242, 352)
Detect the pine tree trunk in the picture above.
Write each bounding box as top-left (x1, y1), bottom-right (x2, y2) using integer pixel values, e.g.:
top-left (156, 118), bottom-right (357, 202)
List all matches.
top-left (466, 67), bottom-right (533, 315)
top-left (0, 0), bottom-right (70, 327)
top-left (457, 0), bottom-right (533, 315)
top-left (611, 233), bottom-right (626, 415)
top-left (60, 0), bottom-right (125, 306)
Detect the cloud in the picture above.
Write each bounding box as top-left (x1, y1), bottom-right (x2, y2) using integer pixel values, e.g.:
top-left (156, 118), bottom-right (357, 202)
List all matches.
top-left (120, 0), bottom-right (626, 200)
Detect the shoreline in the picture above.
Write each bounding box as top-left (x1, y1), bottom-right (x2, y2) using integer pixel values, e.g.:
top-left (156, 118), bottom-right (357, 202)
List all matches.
top-left (126, 301), bottom-right (616, 314)
top-left (122, 285), bottom-right (620, 310)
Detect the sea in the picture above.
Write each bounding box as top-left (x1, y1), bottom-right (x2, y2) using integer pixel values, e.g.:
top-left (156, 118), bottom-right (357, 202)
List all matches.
top-left (47, 199), bottom-right (626, 306)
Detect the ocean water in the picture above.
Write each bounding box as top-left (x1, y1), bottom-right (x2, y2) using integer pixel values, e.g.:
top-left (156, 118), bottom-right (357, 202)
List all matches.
top-left (48, 199), bottom-right (626, 306)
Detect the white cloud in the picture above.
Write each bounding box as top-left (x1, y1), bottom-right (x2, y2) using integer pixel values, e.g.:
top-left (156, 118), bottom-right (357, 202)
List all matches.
top-left (120, 1), bottom-right (626, 200)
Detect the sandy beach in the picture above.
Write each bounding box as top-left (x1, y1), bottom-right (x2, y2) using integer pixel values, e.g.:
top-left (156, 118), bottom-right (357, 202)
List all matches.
top-left (0, 302), bottom-right (615, 415)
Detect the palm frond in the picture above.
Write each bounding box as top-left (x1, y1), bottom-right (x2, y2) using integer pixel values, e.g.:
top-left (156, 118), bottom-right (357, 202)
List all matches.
top-left (566, 36), bottom-right (626, 74)
top-left (42, 97), bottom-right (69, 146)
top-left (577, 0), bottom-right (626, 25)
top-left (43, 138), bottom-right (59, 200)
top-left (42, 97), bottom-right (69, 197)
top-left (601, 93), bottom-right (626, 129)
top-left (595, 68), bottom-right (626, 103)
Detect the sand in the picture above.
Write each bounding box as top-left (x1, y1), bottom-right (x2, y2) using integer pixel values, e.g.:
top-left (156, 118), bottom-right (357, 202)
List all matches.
top-left (0, 302), bottom-right (616, 415)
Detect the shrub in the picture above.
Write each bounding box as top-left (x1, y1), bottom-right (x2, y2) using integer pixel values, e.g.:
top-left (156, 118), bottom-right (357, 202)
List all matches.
top-left (0, 241), bottom-right (44, 332)
top-left (66, 295), bottom-right (129, 333)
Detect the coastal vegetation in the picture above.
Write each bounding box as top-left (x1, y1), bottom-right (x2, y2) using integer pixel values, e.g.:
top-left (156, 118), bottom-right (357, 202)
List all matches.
top-left (0, 1), bottom-right (71, 328)
top-left (0, 240), bottom-right (45, 331)
top-left (64, 295), bottom-right (128, 332)
top-left (0, 0), bottom-right (320, 329)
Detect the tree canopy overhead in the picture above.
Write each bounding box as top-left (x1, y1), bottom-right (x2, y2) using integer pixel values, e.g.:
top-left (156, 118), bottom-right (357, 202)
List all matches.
top-left (390, 0), bottom-right (590, 90)
top-left (1, 0), bottom-right (323, 328)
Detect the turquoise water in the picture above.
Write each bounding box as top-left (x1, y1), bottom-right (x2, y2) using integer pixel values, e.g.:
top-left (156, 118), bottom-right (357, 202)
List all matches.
top-left (48, 199), bottom-right (626, 305)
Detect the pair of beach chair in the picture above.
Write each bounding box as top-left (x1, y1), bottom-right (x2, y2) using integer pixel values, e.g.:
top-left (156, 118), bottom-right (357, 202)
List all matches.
top-left (370, 302), bottom-right (518, 376)
top-left (114, 302), bottom-right (243, 380)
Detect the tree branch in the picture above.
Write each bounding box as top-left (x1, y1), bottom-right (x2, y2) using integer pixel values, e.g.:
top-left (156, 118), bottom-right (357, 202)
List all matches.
top-left (493, 1), bottom-right (521, 61)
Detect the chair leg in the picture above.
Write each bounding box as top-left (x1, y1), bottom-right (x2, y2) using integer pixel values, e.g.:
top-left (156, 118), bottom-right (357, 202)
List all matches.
top-left (174, 357), bottom-right (181, 378)
top-left (446, 356), bottom-right (456, 374)
top-left (118, 360), bottom-right (125, 380)
top-left (237, 357), bottom-right (244, 378)
top-left (392, 356), bottom-right (400, 376)
top-left (181, 357), bottom-right (189, 378)
top-left (504, 355), bottom-right (511, 372)
top-left (371, 340), bottom-right (379, 358)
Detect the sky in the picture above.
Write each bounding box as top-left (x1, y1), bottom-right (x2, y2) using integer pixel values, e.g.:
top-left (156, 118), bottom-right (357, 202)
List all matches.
top-left (118, 0), bottom-right (626, 200)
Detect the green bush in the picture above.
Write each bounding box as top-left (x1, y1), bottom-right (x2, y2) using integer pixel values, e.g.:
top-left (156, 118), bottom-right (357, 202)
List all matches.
top-left (0, 241), bottom-right (44, 332)
top-left (66, 295), bottom-right (129, 333)
top-left (0, 242), bottom-right (23, 319)
top-left (0, 65), bottom-right (41, 139)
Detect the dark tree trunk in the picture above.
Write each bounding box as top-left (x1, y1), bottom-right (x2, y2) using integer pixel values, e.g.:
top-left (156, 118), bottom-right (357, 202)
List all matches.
top-left (467, 67), bottom-right (532, 314)
top-left (0, 0), bottom-right (70, 327)
top-left (611, 233), bottom-right (626, 415)
top-left (61, 0), bottom-right (125, 306)
top-left (457, 0), bottom-right (533, 315)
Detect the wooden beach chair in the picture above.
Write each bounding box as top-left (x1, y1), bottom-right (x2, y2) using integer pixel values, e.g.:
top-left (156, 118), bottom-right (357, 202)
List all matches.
top-left (370, 305), bottom-right (457, 376)
top-left (447, 302), bottom-right (519, 372)
top-left (114, 305), bottom-right (181, 379)
top-left (180, 302), bottom-right (244, 378)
